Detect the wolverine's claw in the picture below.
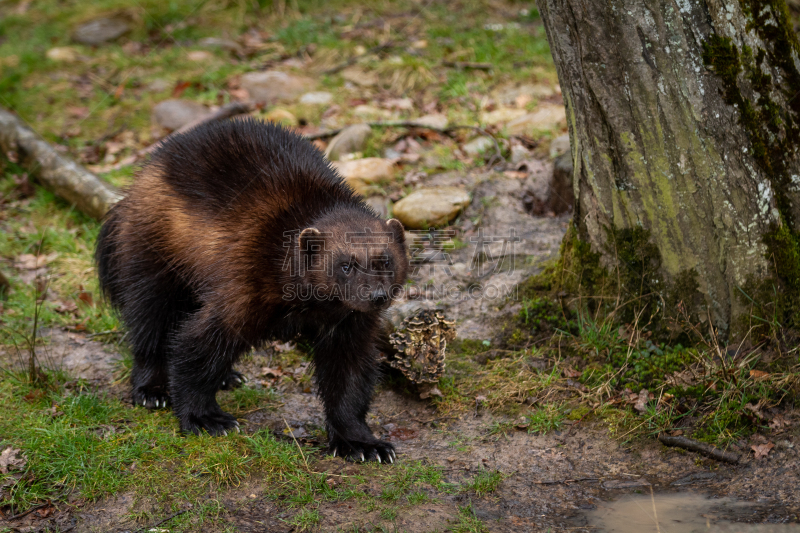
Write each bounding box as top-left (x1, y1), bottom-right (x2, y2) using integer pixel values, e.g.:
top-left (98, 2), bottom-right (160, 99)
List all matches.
top-left (377, 455), bottom-right (381, 463)
top-left (389, 454), bottom-right (394, 464)
top-left (360, 453), bottom-right (365, 462)
top-left (332, 448), bottom-right (338, 457)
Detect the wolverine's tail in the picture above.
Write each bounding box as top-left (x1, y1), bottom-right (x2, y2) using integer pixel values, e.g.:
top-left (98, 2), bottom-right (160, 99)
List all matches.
top-left (95, 205), bottom-right (123, 308)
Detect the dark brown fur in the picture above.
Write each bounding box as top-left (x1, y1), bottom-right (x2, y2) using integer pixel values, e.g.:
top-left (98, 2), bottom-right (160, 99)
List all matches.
top-left (96, 118), bottom-right (407, 462)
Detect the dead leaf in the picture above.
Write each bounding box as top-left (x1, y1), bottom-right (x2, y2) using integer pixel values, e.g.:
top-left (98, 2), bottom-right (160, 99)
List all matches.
top-left (745, 402), bottom-right (765, 420)
top-left (77, 290), bottom-right (94, 306)
top-left (634, 388), bottom-right (652, 413)
top-left (55, 300), bottom-right (78, 315)
top-left (750, 369), bottom-right (770, 380)
top-left (419, 385), bottom-right (443, 400)
top-left (562, 367), bottom-right (581, 379)
top-left (0, 447), bottom-right (26, 474)
top-left (14, 252), bottom-right (58, 270)
top-left (751, 442), bottom-right (775, 459)
top-left (261, 366), bottom-right (284, 378)
top-left (770, 414), bottom-right (790, 430)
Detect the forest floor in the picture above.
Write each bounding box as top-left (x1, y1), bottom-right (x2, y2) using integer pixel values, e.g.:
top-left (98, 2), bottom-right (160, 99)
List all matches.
top-left (2, 0), bottom-right (800, 531)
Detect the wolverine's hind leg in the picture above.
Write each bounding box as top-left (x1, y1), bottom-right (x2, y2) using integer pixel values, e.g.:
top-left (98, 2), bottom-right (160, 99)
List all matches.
top-left (123, 267), bottom-right (198, 410)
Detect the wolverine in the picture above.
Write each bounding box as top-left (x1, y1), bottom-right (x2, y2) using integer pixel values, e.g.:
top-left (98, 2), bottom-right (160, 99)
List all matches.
top-left (96, 117), bottom-right (407, 463)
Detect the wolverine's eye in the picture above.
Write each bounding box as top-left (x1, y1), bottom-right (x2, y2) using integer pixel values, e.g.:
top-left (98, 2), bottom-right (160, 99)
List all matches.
top-left (341, 263), bottom-right (352, 274)
top-left (384, 259), bottom-right (390, 268)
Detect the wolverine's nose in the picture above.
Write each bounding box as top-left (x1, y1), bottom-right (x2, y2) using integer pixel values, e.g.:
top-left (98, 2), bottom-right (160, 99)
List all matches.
top-left (371, 288), bottom-right (389, 307)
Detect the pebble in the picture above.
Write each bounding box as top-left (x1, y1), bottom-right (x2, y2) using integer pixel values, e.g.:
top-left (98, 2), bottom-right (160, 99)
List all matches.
top-left (392, 186), bottom-right (471, 229)
top-left (240, 70), bottom-right (315, 103)
top-left (263, 108), bottom-right (297, 126)
top-left (324, 123), bottom-right (372, 161)
top-left (72, 15), bottom-right (131, 45)
top-left (332, 157), bottom-right (395, 183)
top-left (506, 104), bottom-right (567, 135)
top-left (549, 133), bottom-right (571, 158)
top-left (299, 91), bottom-right (333, 105)
top-left (152, 99), bottom-right (210, 130)
top-left (46, 47), bottom-right (80, 63)
top-left (480, 107), bottom-right (527, 126)
top-left (412, 113), bottom-right (449, 130)
top-left (462, 136), bottom-right (494, 156)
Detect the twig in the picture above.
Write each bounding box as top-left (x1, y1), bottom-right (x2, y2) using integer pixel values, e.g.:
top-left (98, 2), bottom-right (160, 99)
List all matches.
top-left (7, 502), bottom-right (50, 521)
top-left (658, 434), bottom-right (740, 464)
top-left (303, 121), bottom-right (504, 166)
top-left (134, 509), bottom-right (189, 533)
top-left (533, 477), bottom-right (599, 485)
top-left (142, 102), bottom-right (253, 155)
top-left (323, 41), bottom-right (396, 75)
top-left (283, 417), bottom-right (310, 471)
top-left (442, 61), bottom-right (493, 70)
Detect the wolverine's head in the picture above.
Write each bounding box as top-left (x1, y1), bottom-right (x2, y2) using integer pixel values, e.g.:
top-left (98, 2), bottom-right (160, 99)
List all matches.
top-left (298, 210), bottom-right (408, 313)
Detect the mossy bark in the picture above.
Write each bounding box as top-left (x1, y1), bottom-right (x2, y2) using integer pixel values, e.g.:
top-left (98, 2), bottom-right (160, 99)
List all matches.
top-left (538, 0), bottom-right (800, 336)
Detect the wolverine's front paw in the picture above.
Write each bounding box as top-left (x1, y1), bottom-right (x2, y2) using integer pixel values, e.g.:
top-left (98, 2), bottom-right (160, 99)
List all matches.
top-left (181, 408), bottom-right (240, 436)
top-left (329, 437), bottom-right (395, 463)
top-left (219, 370), bottom-right (248, 390)
top-left (132, 387), bottom-right (171, 409)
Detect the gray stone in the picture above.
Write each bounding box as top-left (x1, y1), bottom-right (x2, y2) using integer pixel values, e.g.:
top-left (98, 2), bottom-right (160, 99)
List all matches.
top-left (392, 187), bottom-right (471, 229)
top-left (549, 133), bottom-right (571, 158)
top-left (506, 104), bottom-right (567, 135)
top-left (332, 158), bottom-right (395, 183)
top-left (462, 137), bottom-right (494, 156)
top-left (299, 91), bottom-right (333, 105)
top-left (364, 195), bottom-right (389, 218)
top-left (411, 113), bottom-right (449, 130)
top-left (152, 99), bottom-right (210, 130)
top-left (240, 70), bottom-right (315, 103)
top-left (72, 15), bottom-right (131, 45)
top-left (510, 144), bottom-right (531, 164)
top-left (324, 123), bottom-right (372, 161)
top-left (198, 37), bottom-right (242, 54)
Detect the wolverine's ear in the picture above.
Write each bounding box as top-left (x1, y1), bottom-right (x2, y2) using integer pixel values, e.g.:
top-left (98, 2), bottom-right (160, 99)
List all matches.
top-left (386, 218), bottom-right (405, 244)
top-left (299, 227), bottom-right (322, 253)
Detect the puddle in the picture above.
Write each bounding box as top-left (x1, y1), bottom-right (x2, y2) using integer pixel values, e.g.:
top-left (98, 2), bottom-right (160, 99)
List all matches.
top-left (583, 491), bottom-right (756, 532)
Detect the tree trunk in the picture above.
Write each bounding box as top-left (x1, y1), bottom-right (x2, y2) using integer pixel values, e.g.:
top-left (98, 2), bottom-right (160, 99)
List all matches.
top-left (538, 0), bottom-right (800, 337)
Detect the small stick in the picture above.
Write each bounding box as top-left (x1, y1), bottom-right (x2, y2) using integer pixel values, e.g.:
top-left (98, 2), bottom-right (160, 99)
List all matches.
top-left (534, 477), bottom-right (599, 485)
top-left (658, 434), bottom-right (740, 464)
top-left (7, 502), bottom-right (50, 521)
top-left (283, 417), bottom-right (310, 471)
top-left (442, 61), bottom-right (493, 70)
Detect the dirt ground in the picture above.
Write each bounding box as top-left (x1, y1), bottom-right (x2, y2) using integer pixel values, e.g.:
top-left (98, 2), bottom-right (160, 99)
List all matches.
top-left (5, 326), bottom-right (797, 533)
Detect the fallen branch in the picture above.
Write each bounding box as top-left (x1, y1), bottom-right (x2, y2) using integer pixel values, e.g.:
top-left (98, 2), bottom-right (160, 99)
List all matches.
top-left (658, 434), bottom-right (740, 464)
top-left (0, 108), bottom-right (123, 219)
top-left (142, 101), bottom-right (253, 155)
top-left (442, 61), bottom-right (493, 70)
top-left (304, 121), bottom-right (505, 166)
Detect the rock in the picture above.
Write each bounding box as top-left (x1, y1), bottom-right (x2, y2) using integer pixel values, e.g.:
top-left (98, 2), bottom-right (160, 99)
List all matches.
top-left (324, 124), bottom-right (372, 161)
top-left (186, 50), bottom-right (214, 62)
top-left (412, 113), bottom-right (449, 130)
top-left (152, 99), bottom-right (210, 130)
top-left (198, 37), bottom-right (242, 54)
top-left (354, 105), bottom-right (392, 119)
top-left (299, 91), bottom-right (333, 105)
top-left (510, 144), bottom-right (531, 164)
top-left (506, 104), bottom-right (567, 135)
top-left (364, 195), bottom-right (389, 218)
top-left (549, 133), bottom-right (571, 158)
top-left (145, 78), bottom-right (170, 93)
top-left (496, 83), bottom-right (558, 106)
top-left (550, 153), bottom-right (575, 214)
top-left (521, 154), bottom-right (573, 216)
top-left (46, 47), bottom-right (80, 63)
top-left (240, 71), bottom-right (315, 104)
top-left (392, 187), bottom-right (471, 229)
top-left (383, 97), bottom-right (414, 111)
top-left (480, 107), bottom-right (527, 126)
top-left (462, 137), bottom-right (494, 156)
top-left (264, 108), bottom-right (297, 126)
top-left (332, 158), bottom-right (395, 184)
top-left (72, 15), bottom-right (131, 45)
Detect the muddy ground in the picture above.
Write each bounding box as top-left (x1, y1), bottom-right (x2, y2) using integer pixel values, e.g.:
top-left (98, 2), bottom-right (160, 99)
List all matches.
top-left (8, 327), bottom-right (800, 533)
